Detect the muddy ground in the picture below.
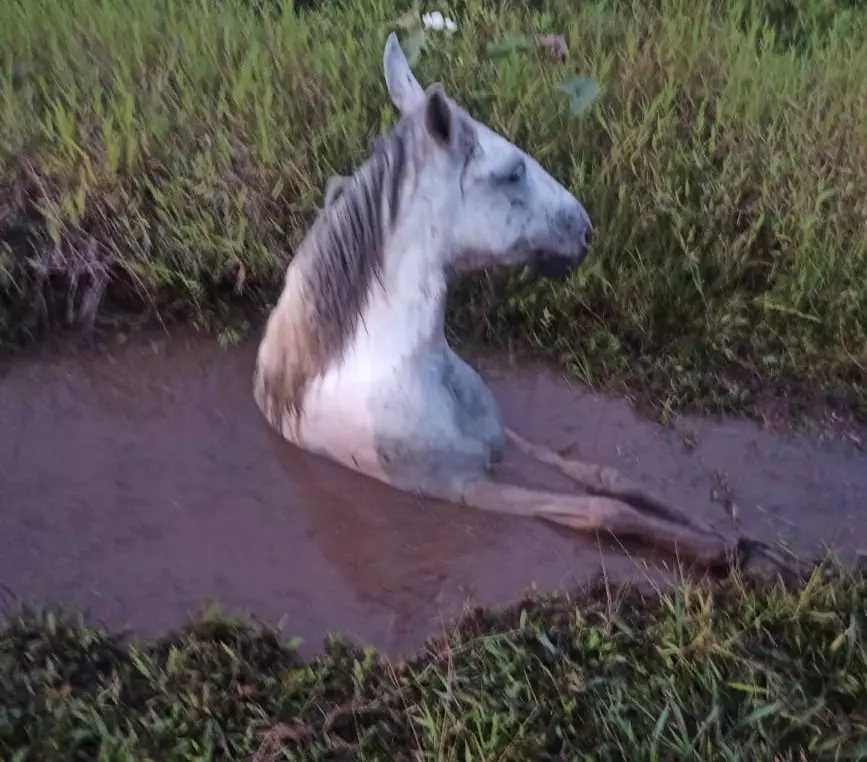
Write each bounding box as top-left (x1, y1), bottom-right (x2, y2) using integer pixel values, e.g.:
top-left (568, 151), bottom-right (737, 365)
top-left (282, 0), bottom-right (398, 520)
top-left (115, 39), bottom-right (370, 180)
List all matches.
top-left (1, 329), bottom-right (865, 659)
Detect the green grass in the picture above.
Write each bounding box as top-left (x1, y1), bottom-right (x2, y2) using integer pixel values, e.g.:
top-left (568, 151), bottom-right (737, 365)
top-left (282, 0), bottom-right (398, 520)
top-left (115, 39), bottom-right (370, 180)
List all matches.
top-left (1, 0), bottom-right (866, 419)
top-left (3, 5), bottom-right (864, 756)
top-left (2, 569), bottom-right (866, 760)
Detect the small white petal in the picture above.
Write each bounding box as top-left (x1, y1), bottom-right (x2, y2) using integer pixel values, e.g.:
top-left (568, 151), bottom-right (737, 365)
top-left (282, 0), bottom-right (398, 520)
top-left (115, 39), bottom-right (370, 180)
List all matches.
top-left (422, 10), bottom-right (457, 32)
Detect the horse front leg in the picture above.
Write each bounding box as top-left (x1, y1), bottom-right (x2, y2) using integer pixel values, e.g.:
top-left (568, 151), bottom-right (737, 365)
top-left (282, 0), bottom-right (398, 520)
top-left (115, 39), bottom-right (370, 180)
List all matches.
top-left (505, 427), bottom-right (716, 534)
top-left (503, 427), bottom-right (810, 582)
top-left (438, 475), bottom-right (737, 569)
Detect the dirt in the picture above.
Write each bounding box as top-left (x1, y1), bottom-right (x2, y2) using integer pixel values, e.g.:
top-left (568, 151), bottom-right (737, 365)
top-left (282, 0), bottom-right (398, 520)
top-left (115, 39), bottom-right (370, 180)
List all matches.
top-left (1, 329), bottom-right (866, 659)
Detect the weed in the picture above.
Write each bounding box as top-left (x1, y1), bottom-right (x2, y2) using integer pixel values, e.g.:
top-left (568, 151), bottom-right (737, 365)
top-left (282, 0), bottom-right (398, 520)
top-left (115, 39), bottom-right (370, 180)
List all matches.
top-left (1, 0), bottom-right (865, 421)
top-left (1, 567), bottom-right (865, 760)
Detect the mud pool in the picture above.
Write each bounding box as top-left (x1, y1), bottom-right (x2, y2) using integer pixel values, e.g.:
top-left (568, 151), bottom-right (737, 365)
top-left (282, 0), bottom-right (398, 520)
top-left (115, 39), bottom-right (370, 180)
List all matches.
top-left (1, 330), bottom-right (865, 658)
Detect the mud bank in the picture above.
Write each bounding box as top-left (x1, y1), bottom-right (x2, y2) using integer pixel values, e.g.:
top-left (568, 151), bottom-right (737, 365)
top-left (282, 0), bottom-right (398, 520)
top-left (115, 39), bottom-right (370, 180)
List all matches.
top-left (1, 330), bottom-right (865, 659)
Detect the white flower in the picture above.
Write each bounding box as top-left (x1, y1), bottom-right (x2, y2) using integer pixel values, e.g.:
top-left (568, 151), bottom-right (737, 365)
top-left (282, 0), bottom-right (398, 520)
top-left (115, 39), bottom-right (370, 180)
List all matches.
top-left (422, 11), bottom-right (458, 33)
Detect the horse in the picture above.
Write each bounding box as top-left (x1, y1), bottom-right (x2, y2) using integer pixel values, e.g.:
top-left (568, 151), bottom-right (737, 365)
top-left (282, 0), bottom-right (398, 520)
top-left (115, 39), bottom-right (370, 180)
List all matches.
top-left (253, 32), bottom-right (800, 580)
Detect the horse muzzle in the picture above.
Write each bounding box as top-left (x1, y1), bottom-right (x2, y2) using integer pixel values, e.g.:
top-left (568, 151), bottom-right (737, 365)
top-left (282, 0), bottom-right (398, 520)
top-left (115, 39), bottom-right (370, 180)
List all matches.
top-left (532, 212), bottom-right (594, 279)
top-left (532, 252), bottom-right (578, 279)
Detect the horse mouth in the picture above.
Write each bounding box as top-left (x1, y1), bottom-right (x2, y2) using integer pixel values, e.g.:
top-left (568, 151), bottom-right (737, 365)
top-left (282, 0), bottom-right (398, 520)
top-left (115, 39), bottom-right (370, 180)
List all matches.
top-left (532, 251), bottom-right (579, 279)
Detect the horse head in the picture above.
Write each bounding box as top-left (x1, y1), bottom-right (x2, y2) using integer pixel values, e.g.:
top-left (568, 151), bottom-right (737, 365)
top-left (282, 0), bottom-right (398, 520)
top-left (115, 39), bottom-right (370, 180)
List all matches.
top-left (381, 32), bottom-right (594, 279)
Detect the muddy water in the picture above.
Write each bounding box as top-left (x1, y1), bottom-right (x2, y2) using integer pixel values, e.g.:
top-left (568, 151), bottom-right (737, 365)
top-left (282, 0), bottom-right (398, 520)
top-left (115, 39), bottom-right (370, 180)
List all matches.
top-left (1, 330), bottom-right (866, 658)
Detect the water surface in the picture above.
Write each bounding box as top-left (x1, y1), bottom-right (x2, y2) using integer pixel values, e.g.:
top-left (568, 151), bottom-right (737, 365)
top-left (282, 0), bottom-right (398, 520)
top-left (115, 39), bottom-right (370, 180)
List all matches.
top-left (2, 331), bottom-right (865, 657)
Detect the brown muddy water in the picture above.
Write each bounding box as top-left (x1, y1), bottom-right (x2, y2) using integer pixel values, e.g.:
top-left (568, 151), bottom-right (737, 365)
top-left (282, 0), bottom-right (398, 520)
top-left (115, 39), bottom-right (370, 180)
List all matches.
top-left (1, 329), bottom-right (866, 659)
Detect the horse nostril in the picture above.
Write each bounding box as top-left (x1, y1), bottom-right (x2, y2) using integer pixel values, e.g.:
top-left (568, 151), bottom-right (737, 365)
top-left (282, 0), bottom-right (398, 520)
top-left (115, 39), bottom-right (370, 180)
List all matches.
top-left (576, 226), bottom-right (593, 257)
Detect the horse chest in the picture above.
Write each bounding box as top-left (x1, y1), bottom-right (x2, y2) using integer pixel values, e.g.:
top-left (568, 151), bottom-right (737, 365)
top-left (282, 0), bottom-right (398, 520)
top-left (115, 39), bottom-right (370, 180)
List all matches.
top-left (440, 354), bottom-right (506, 463)
top-left (305, 353), bottom-right (506, 474)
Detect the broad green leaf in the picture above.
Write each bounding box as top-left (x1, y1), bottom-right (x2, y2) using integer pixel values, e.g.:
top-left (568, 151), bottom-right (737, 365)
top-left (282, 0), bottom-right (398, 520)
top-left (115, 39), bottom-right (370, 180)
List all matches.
top-left (485, 34), bottom-right (533, 58)
top-left (557, 75), bottom-right (601, 117)
top-left (401, 29), bottom-right (427, 67)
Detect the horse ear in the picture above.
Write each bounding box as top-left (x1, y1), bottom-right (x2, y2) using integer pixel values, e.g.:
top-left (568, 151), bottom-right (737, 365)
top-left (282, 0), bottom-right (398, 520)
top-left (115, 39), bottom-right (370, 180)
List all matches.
top-left (424, 84), bottom-right (453, 148)
top-left (383, 32), bottom-right (424, 114)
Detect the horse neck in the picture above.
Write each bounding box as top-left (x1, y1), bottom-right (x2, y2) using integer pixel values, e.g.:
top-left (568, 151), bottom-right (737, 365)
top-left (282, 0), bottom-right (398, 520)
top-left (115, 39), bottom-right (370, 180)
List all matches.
top-left (359, 222), bottom-right (449, 362)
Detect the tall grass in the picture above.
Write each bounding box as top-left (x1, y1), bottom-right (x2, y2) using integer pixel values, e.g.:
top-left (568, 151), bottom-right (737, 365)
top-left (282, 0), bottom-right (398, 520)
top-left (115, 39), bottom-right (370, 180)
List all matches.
top-left (2, 569), bottom-right (866, 759)
top-left (1, 0), bottom-right (865, 416)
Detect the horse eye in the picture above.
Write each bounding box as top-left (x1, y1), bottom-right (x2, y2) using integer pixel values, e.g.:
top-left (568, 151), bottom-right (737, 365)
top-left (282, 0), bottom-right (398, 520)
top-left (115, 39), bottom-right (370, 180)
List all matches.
top-left (506, 160), bottom-right (526, 183)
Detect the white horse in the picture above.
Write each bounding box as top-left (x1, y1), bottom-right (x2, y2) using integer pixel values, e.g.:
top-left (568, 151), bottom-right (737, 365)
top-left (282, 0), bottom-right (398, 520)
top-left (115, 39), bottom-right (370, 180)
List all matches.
top-left (254, 33), bottom-right (797, 577)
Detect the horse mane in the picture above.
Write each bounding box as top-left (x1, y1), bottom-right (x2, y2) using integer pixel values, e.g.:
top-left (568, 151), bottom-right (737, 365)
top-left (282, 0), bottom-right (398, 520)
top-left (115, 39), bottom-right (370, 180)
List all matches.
top-left (254, 117), bottom-right (417, 431)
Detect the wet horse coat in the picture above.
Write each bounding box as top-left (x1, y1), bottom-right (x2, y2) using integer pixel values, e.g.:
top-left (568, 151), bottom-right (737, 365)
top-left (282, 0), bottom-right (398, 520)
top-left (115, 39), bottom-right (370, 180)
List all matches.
top-left (254, 33), bottom-right (799, 576)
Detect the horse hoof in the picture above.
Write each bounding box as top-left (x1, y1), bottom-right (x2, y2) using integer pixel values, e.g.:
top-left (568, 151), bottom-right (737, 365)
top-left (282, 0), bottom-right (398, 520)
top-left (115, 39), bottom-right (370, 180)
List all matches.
top-left (734, 537), bottom-right (815, 588)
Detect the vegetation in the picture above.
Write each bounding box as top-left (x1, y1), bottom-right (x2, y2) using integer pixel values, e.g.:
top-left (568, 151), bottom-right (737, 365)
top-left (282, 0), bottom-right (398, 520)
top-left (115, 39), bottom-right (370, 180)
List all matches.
top-left (1, 0), bottom-right (865, 418)
top-left (1, 568), bottom-right (865, 760)
top-left (3, 2), bottom-right (865, 757)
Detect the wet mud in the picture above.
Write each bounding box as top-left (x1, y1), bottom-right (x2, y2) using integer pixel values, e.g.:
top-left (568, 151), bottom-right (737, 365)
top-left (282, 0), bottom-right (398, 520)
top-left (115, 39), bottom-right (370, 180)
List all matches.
top-left (1, 330), bottom-right (866, 658)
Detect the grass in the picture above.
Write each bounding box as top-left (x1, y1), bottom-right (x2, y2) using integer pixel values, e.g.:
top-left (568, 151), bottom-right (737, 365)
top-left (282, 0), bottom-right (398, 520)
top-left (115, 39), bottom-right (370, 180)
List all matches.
top-left (3, 3), bottom-right (864, 756)
top-left (1, 568), bottom-right (865, 760)
top-left (0, 0), bottom-right (865, 420)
